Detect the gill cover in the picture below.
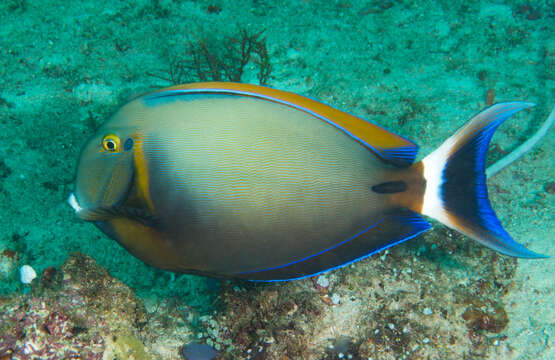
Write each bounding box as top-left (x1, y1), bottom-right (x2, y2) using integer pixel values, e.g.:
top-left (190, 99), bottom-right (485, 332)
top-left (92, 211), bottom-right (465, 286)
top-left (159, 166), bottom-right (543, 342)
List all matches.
top-left (74, 133), bottom-right (134, 220)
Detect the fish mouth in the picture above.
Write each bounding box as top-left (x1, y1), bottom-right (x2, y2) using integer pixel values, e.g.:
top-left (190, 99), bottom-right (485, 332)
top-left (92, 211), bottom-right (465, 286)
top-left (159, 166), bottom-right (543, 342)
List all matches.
top-left (67, 193), bottom-right (108, 221)
top-left (68, 193), bottom-right (83, 213)
top-left (68, 192), bottom-right (156, 225)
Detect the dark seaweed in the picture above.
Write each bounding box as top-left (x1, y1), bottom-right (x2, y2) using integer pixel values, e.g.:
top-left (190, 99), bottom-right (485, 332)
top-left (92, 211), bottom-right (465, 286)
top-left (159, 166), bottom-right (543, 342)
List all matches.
top-left (149, 28), bottom-right (272, 85)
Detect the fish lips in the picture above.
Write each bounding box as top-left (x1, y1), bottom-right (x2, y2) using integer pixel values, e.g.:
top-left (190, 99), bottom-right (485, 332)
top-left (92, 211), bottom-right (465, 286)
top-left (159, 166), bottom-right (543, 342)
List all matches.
top-left (70, 130), bottom-right (136, 218)
top-left (68, 192), bottom-right (116, 221)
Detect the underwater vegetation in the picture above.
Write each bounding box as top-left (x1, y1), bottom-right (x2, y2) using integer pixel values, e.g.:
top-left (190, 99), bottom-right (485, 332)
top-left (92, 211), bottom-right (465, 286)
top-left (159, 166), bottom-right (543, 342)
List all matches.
top-left (148, 28), bottom-right (272, 85)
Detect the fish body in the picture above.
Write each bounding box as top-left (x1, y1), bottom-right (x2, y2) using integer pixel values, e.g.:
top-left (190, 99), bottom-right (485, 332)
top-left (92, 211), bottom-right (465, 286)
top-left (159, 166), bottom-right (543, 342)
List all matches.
top-left (70, 82), bottom-right (544, 281)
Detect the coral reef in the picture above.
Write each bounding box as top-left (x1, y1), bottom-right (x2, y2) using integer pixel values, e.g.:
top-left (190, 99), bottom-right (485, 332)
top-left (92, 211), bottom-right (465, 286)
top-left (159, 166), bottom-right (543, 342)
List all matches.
top-left (0, 252), bottom-right (211, 360)
top-left (0, 250), bottom-right (17, 282)
top-left (0, 253), bottom-right (150, 359)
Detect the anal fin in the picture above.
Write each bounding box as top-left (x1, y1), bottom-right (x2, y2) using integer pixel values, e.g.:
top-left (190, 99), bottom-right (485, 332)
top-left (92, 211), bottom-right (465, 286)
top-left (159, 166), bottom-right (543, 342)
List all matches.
top-left (238, 210), bottom-right (431, 282)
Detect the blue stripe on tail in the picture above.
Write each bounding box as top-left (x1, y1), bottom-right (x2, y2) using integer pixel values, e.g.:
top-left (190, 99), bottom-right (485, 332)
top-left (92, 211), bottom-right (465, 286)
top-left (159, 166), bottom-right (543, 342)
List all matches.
top-left (440, 102), bottom-right (546, 258)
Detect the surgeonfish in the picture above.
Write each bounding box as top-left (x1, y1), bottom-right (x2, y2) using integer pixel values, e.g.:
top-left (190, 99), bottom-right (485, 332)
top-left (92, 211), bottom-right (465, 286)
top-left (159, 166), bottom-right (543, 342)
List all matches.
top-left (68, 82), bottom-right (546, 281)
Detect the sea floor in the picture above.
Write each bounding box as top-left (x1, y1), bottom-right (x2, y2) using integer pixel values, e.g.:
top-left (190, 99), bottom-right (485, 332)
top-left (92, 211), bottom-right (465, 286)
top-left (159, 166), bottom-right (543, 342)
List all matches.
top-left (0, 0), bottom-right (553, 359)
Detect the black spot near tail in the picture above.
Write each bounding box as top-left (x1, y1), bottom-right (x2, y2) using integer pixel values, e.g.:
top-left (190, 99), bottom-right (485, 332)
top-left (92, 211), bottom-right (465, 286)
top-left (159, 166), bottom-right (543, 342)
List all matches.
top-left (372, 180), bottom-right (407, 194)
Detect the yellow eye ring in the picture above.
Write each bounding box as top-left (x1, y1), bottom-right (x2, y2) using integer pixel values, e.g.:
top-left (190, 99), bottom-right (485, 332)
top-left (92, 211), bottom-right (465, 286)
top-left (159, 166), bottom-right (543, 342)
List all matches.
top-left (102, 134), bottom-right (121, 152)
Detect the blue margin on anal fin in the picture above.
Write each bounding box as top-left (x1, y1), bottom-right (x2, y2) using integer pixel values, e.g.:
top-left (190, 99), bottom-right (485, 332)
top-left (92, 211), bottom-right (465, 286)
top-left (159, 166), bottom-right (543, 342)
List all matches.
top-left (240, 210), bottom-right (431, 282)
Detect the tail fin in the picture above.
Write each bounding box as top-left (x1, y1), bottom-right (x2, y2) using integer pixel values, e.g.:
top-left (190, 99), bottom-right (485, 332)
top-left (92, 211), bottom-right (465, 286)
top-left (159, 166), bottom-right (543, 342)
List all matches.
top-left (420, 102), bottom-right (546, 258)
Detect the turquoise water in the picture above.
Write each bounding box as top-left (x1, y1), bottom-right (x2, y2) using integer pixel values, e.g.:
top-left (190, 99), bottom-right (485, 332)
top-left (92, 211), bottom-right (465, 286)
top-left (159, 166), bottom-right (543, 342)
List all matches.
top-left (0, 0), bottom-right (553, 359)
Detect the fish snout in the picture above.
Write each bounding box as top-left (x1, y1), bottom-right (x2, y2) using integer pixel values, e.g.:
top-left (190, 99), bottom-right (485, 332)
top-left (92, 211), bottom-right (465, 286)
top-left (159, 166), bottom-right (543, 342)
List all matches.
top-left (67, 193), bottom-right (83, 213)
top-left (67, 192), bottom-right (99, 221)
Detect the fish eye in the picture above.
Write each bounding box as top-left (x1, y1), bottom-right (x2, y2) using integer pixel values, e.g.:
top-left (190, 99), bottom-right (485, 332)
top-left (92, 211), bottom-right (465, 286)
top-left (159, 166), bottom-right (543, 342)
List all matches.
top-left (102, 134), bottom-right (120, 152)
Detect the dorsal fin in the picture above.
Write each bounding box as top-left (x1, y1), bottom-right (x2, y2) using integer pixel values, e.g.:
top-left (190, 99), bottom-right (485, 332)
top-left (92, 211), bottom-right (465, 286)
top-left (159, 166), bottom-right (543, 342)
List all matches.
top-left (143, 82), bottom-right (419, 167)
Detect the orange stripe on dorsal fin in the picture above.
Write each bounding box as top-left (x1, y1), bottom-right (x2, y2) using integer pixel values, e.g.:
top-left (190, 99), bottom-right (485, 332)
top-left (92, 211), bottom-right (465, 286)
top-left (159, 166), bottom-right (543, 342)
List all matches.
top-left (146, 82), bottom-right (419, 167)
